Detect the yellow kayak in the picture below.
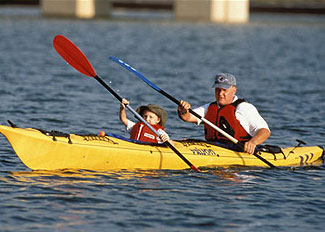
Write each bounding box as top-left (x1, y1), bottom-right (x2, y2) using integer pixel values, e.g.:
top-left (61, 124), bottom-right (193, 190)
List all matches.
top-left (0, 124), bottom-right (323, 171)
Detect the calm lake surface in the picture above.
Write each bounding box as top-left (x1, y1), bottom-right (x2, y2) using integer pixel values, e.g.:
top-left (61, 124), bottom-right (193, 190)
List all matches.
top-left (0, 7), bottom-right (325, 231)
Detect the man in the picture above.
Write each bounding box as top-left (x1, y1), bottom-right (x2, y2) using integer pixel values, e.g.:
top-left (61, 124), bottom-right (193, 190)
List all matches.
top-left (177, 73), bottom-right (270, 154)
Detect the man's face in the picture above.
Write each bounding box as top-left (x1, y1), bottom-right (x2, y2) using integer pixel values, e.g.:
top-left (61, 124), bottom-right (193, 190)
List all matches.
top-left (215, 86), bottom-right (237, 106)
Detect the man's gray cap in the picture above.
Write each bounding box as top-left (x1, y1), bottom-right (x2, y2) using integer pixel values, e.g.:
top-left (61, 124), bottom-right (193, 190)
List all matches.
top-left (212, 73), bottom-right (236, 89)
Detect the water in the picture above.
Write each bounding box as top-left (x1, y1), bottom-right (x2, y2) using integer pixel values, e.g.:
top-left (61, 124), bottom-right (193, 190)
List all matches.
top-left (1, 7), bottom-right (325, 231)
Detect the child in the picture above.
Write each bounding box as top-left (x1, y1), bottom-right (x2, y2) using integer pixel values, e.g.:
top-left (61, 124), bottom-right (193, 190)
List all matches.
top-left (119, 98), bottom-right (170, 143)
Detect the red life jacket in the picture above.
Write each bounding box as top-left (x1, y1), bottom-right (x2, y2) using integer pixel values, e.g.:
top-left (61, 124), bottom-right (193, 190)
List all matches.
top-left (130, 122), bottom-right (164, 143)
top-left (204, 99), bottom-right (252, 143)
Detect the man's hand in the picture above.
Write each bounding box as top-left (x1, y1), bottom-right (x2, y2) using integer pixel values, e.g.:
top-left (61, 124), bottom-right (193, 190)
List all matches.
top-left (244, 128), bottom-right (270, 154)
top-left (244, 141), bottom-right (257, 154)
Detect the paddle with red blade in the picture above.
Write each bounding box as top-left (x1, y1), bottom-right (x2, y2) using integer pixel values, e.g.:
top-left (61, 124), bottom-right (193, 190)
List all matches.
top-left (53, 35), bottom-right (200, 172)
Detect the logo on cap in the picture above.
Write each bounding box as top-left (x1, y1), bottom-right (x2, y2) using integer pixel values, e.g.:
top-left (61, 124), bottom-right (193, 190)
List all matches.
top-left (218, 76), bottom-right (228, 82)
top-left (212, 73), bottom-right (236, 89)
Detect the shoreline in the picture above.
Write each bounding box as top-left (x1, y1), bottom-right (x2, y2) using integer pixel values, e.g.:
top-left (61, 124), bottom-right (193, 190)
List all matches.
top-left (1, 0), bottom-right (325, 15)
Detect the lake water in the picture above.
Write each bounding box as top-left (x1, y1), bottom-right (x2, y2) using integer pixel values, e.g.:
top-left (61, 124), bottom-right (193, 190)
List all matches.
top-left (0, 7), bottom-right (325, 232)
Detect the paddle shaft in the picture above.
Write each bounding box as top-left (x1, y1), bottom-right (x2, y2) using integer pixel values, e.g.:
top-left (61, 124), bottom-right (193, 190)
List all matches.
top-left (160, 89), bottom-right (239, 143)
top-left (95, 75), bottom-right (200, 172)
top-left (94, 76), bottom-right (122, 102)
top-left (110, 57), bottom-right (275, 168)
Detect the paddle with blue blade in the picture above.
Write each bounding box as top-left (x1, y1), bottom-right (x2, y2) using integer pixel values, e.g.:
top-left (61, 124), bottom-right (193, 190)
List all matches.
top-left (53, 35), bottom-right (200, 172)
top-left (109, 56), bottom-right (275, 168)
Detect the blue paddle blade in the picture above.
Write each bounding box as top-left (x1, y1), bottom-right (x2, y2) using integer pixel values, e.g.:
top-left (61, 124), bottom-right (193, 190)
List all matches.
top-left (109, 56), bottom-right (161, 92)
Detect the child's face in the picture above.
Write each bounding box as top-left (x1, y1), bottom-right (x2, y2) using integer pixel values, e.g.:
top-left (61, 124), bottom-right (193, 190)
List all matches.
top-left (142, 110), bottom-right (161, 126)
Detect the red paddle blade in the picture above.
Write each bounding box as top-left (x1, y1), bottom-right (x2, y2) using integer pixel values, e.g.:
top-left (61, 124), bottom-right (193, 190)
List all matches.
top-left (53, 35), bottom-right (96, 77)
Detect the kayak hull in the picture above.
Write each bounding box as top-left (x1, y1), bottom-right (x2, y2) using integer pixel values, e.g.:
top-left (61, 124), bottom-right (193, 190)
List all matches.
top-left (0, 125), bottom-right (323, 171)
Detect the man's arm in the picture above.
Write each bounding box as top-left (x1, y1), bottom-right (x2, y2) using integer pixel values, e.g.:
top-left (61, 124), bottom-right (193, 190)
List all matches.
top-left (236, 102), bottom-right (271, 154)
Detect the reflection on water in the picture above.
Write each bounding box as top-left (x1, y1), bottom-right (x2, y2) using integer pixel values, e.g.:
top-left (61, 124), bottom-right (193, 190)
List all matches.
top-left (6, 168), bottom-right (244, 184)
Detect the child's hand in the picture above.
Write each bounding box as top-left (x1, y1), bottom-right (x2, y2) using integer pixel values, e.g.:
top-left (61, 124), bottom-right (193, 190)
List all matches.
top-left (121, 98), bottom-right (129, 108)
top-left (160, 133), bottom-right (168, 143)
